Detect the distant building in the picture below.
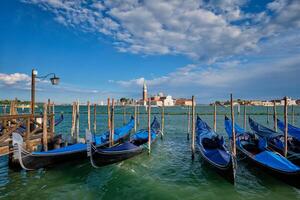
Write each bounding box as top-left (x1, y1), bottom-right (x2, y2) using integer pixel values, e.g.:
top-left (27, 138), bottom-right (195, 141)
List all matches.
top-left (150, 95), bottom-right (174, 106)
top-left (280, 97), bottom-right (297, 105)
top-left (137, 82), bottom-right (174, 106)
top-left (162, 95), bottom-right (175, 106)
top-left (175, 98), bottom-right (193, 106)
top-left (262, 101), bottom-right (273, 106)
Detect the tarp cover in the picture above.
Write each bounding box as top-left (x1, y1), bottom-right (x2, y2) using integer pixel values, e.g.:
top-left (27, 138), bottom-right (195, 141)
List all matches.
top-left (94, 117), bottom-right (134, 144)
top-left (32, 117), bottom-right (134, 155)
top-left (277, 119), bottom-right (300, 141)
top-left (248, 117), bottom-right (280, 139)
top-left (224, 116), bottom-right (245, 139)
top-left (32, 143), bottom-right (86, 155)
top-left (196, 116), bottom-right (231, 166)
top-left (254, 151), bottom-right (300, 172)
top-left (132, 129), bottom-right (156, 141)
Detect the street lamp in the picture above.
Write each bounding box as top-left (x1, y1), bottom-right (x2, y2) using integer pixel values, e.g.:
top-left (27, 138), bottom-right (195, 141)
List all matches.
top-left (31, 69), bottom-right (60, 114)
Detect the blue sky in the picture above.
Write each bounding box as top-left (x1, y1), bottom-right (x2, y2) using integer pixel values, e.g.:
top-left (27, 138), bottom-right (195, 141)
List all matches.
top-left (0, 0), bottom-right (300, 104)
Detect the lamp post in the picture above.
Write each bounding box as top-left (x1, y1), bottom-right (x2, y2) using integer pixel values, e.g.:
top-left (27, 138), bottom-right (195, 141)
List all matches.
top-left (31, 69), bottom-right (60, 114)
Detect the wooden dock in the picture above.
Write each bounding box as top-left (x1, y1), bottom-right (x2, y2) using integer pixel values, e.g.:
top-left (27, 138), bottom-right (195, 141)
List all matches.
top-left (0, 105), bottom-right (55, 156)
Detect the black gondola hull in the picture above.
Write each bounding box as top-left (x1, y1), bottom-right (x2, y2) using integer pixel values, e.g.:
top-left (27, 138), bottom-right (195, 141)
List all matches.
top-left (198, 147), bottom-right (235, 184)
top-left (91, 147), bottom-right (144, 167)
top-left (13, 134), bottom-right (130, 170)
top-left (237, 146), bottom-right (300, 189)
top-left (19, 149), bottom-right (86, 170)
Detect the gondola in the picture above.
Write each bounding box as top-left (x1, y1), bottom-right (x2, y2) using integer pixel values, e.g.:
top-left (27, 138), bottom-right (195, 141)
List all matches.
top-left (225, 116), bottom-right (300, 188)
top-left (249, 117), bottom-right (300, 165)
top-left (277, 118), bottom-right (300, 140)
top-left (12, 117), bottom-right (134, 170)
top-left (87, 117), bottom-right (161, 167)
top-left (196, 116), bottom-right (235, 183)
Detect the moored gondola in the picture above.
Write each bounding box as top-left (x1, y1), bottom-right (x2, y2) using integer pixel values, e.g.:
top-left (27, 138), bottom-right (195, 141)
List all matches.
top-left (277, 118), bottom-right (300, 138)
top-left (225, 116), bottom-right (300, 188)
top-left (12, 117), bottom-right (134, 170)
top-left (87, 117), bottom-right (161, 167)
top-left (249, 117), bottom-right (300, 166)
top-left (196, 116), bottom-right (235, 184)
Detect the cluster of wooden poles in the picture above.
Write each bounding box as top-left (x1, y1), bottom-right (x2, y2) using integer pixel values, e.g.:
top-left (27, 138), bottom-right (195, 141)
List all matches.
top-left (187, 95), bottom-right (294, 160)
top-left (0, 99), bottom-right (55, 155)
top-left (68, 97), bottom-right (165, 153)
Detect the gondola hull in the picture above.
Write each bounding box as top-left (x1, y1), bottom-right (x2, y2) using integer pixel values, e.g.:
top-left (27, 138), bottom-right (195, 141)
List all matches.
top-left (13, 134), bottom-right (130, 170)
top-left (89, 117), bottom-right (161, 168)
top-left (225, 116), bottom-right (300, 188)
top-left (91, 146), bottom-right (144, 167)
top-left (196, 116), bottom-right (235, 184)
top-left (12, 148), bottom-right (87, 170)
top-left (237, 146), bottom-right (300, 188)
top-left (248, 117), bottom-right (300, 166)
top-left (198, 146), bottom-right (235, 184)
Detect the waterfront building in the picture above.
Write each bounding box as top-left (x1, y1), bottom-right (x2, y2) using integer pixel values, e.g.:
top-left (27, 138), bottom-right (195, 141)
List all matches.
top-left (175, 98), bottom-right (193, 106)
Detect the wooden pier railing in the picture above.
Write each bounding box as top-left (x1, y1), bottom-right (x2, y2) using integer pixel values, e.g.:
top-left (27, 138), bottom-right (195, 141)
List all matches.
top-left (0, 112), bottom-right (55, 156)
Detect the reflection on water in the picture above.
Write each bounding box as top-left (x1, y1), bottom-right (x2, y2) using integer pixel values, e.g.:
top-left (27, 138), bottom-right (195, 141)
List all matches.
top-left (0, 105), bottom-right (300, 199)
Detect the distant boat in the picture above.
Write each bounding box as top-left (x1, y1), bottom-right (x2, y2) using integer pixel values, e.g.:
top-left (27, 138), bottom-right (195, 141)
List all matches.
top-left (248, 117), bottom-right (300, 166)
top-left (87, 117), bottom-right (161, 167)
top-left (196, 116), bottom-right (235, 183)
top-left (225, 116), bottom-right (300, 188)
top-left (12, 117), bottom-right (134, 170)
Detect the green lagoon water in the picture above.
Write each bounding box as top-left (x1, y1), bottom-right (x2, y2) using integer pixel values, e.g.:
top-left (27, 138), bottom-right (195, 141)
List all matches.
top-left (0, 105), bottom-right (300, 199)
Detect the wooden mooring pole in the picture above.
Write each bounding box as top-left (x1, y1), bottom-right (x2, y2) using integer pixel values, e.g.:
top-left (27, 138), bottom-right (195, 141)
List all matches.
top-left (284, 97), bottom-right (288, 157)
top-left (243, 104), bottom-right (247, 130)
top-left (50, 101), bottom-right (55, 140)
top-left (292, 105), bottom-right (295, 125)
top-left (47, 99), bottom-right (51, 114)
top-left (93, 104), bottom-right (97, 133)
top-left (191, 96), bottom-right (195, 160)
top-left (273, 100), bottom-right (277, 132)
top-left (42, 103), bottom-right (48, 151)
top-left (26, 117), bottom-right (31, 151)
top-left (71, 102), bottom-right (76, 139)
top-left (230, 94), bottom-right (237, 158)
top-left (107, 98), bottom-right (111, 132)
top-left (75, 100), bottom-right (80, 143)
top-left (187, 106), bottom-right (190, 140)
top-left (230, 94), bottom-right (237, 179)
top-left (110, 99), bottom-right (115, 147)
top-left (134, 103), bottom-right (137, 132)
top-left (161, 101), bottom-right (165, 139)
top-left (148, 98), bottom-right (151, 155)
top-left (213, 103), bottom-right (217, 132)
top-left (87, 101), bottom-right (91, 131)
top-left (267, 106), bottom-right (269, 124)
top-left (137, 105), bottom-right (140, 127)
top-left (123, 103), bottom-right (126, 125)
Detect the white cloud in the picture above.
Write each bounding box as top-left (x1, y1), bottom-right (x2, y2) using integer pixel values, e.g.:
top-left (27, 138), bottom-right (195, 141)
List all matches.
top-left (21, 0), bottom-right (300, 62)
top-left (113, 55), bottom-right (300, 101)
top-left (16, 0), bottom-right (300, 102)
top-left (20, 0), bottom-right (300, 63)
top-left (0, 73), bottom-right (31, 85)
